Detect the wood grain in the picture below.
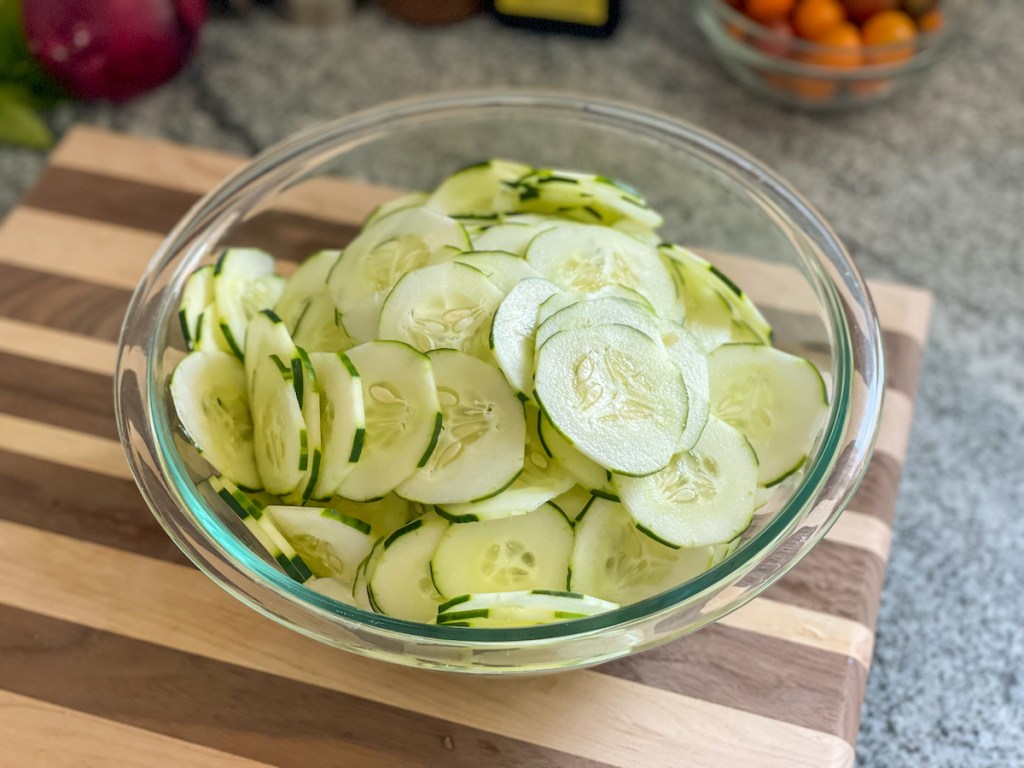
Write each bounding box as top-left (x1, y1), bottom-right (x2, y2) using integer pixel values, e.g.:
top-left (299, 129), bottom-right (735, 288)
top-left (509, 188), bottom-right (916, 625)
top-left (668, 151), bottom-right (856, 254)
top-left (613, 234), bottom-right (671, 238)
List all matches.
top-left (0, 127), bottom-right (934, 768)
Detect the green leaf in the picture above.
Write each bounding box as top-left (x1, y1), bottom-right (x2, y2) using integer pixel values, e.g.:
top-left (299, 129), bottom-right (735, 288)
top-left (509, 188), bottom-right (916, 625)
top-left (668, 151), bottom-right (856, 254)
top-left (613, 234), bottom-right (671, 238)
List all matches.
top-left (0, 86), bottom-right (53, 149)
top-left (0, 0), bottom-right (65, 106)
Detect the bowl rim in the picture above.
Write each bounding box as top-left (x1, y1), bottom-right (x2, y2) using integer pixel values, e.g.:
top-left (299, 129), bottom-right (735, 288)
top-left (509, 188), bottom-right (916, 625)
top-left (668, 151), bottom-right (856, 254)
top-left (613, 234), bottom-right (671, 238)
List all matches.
top-left (697, 0), bottom-right (965, 77)
top-left (116, 90), bottom-right (885, 650)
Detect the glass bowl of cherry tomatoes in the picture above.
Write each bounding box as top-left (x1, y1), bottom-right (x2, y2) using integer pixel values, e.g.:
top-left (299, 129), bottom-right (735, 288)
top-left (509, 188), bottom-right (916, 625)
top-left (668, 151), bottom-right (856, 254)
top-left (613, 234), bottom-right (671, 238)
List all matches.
top-left (695, 0), bottom-right (965, 109)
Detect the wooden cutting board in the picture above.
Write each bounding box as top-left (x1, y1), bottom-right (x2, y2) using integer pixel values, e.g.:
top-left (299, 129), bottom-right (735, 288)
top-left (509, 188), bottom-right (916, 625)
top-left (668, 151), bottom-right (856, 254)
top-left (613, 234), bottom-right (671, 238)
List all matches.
top-left (0, 126), bottom-right (932, 768)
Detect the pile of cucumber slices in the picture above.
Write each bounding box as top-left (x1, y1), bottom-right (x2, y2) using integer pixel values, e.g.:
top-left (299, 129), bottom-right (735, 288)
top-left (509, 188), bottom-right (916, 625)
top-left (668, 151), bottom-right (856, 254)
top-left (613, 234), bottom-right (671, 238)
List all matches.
top-left (170, 159), bottom-right (828, 628)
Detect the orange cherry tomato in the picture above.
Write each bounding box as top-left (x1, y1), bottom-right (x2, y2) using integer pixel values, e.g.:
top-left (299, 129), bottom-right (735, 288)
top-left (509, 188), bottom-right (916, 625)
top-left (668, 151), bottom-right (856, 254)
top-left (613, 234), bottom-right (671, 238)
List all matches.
top-left (792, 0), bottom-right (846, 40)
top-left (862, 9), bottom-right (917, 62)
top-left (745, 0), bottom-right (796, 23)
top-left (755, 17), bottom-right (796, 57)
top-left (806, 22), bottom-right (864, 66)
top-left (918, 8), bottom-right (943, 33)
top-left (842, 0), bottom-right (897, 24)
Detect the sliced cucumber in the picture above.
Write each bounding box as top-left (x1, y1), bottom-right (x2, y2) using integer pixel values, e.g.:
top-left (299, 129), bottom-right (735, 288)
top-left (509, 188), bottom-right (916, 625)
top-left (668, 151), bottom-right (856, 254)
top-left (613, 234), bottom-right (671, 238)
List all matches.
top-left (366, 514), bottom-right (449, 622)
top-left (453, 250), bottom-right (543, 293)
top-left (334, 341), bottom-right (442, 501)
top-left (659, 320), bottom-right (711, 452)
top-left (364, 191), bottom-right (429, 229)
top-left (426, 159), bottom-right (532, 217)
top-left (436, 590), bottom-right (618, 627)
top-left (707, 344), bottom-right (827, 486)
top-left (308, 351), bottom-right (364, 499)
top-left (281, 348), bottom-right (322, 505)
top-left (193, 303), bottom-right (222, 353)
top-left (328, 206), bottom-right (470, 343)
top-left (267, 504), bottom-right (374, 582)
top-left (378, 261), bottom-right (503, 360)
top-left (614, 415), bottom-right (757, 548)
top-left (250, 352), bottom-right (307, 496)
top-left (214, 249), bottom-right (284, 359)
top-left (534, 294), bottom-right (661, 351)
top-left (293, 289), bottom-right (355, 354)
top-left (534, 324), bottom-right (687, 476)
top-left (489, 277), bottom-right (563, 396)
top-left (324, 493), bottom-right (414, 541)
top-left (570, 497), bottom-right (718, 604)
top-left (526, 224), bottom-right (676, 320)
top-left (178, 265), bottom-right (214, 351)
top-left (536, 409), bottom-right (615, 498)
top-left (351, 547), bottom-right (375, 611)
top-left (397, 349), bottom-right (525, 505)
top-left (306, 577), bottom-right (358, 607)
top-left (209, 475), bottom-right (312, 582)
top-left (510, 170), bottom-right (663, 230)
top-left (550, 484), bottom-right (594, 523)
top-left (244, 309), bottom-right (297, 398)
top-left (470, 223), bottom-right (538, 256)
top-left (437, 404), bottom-right (573, 522)
top-left (429, 502), bottom-right (573, 596)
top-left (273, 249), bottom-right (340, 333)
top-left (170, 350), bottom-right (261, 490)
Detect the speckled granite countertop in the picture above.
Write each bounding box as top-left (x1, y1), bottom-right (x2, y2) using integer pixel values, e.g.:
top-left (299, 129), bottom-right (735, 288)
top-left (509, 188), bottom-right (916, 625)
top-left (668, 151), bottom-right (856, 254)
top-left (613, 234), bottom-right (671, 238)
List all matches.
top-left (1, 2), bottom-right (1021, 764)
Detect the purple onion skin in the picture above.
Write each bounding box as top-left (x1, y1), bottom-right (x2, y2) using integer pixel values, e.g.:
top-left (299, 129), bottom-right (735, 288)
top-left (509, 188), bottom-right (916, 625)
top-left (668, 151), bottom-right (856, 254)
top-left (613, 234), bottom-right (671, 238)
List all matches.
top-left (23, 0), bottom-right (206, 102)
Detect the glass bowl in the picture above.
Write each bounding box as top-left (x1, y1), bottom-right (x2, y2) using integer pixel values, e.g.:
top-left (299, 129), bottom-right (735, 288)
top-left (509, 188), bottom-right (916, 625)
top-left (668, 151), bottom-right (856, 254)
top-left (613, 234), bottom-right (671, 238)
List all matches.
top-left (115, 92), bottom-right (884, 674)
top-left (696, 0), bottom-right (965, 109)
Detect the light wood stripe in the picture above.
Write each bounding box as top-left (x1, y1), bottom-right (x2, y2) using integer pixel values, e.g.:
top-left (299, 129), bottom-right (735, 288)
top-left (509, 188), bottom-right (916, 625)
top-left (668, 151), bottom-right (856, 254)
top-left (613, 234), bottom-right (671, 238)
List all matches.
top-left (0, 208), bottom-right (160, 291)
top-left (0, 691), bottom-right (274, 768)
top-left (0, 318), bottom-right (117, 377)
top-left (874, 389), bottom-right (915, 464)
top-left (0, 412), bottom-right (882, 662)
top-left (0, 414), bottom-right (131, 481)
top-left (825, 511), bottom-right (891, 563)
top-left (0, 520), bottom-right (854, 768)
top-left (49, 125), bottom-right (400, 226)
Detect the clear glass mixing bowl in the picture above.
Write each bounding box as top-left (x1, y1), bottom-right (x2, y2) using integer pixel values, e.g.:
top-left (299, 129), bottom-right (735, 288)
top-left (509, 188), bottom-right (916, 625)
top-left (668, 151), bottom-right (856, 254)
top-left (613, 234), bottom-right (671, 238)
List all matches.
top-left (115, 92), bottom-right (884, 674)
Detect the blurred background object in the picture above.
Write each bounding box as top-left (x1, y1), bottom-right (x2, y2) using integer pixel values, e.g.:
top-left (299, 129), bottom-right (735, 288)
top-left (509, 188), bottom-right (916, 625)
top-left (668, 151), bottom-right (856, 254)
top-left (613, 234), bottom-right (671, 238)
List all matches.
top-left (488, 0), bottom-right (621, 37)
top-left (378, 0), bottom-right (481, 26)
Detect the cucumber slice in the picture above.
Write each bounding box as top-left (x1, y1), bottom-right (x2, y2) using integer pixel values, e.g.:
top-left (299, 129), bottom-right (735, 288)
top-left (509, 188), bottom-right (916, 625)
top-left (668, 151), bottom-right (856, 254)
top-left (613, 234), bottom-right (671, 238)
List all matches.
top-left (526, 225), bottom-right (677, 320)
top-left (250, 352), bottom-right (307, 496)
top-left (470, 223), bottom-right (539, 256)
top-left (536, 410), bottom-right (615, 498)
top-left (437, 404), bottom-right (573, 522)
top-left (351, 547), bottom-right (375, 611)
top-left (659, 320), bottom-right (711, 452)
top-left (550, 484), bottom-right (594, 523)
top-left (306, 577), bottom-right (358, 607)
top-left (707, 344), bottom-right (827, 486)
top-left (170, 350), bottom-right (261, 490)
top-left (323, 493), bottom-right (415, 541)
top-left (364, 191), bottom-right (429, 229)
top-left (453, 250), bottom-right (543, 293)
top-left (534, 295), bottom-right (662, 351)
top-left (366, 514), bottom-right (449, 622)
top-left (378, 262), bottom-right (503, 360)
top-left (273, 249), bottom-right (340, 333)
top-left (489, 277), bottom-right (563, 396)
top-left (214, 249), bottom-right (284, 359)
top-left (570, 497), bottom-right (719, 604)
top-left (209, 475), bottom-right (312, 582)
top-left (281, 348), bottom-right (322, 505)
top-left (308, 351), bottom-right (365, 499)
top-left (292, 289), bottom-right (355, 354)
top-left (244, 309), bottom-right (297, 398)
top-left (193, 303), bottom-right (222, 353)
top-left (334, 341), bottom-right (442, 501)
top-left (534, 324), bottom-right (687, 476)
top-left (436, 590), bottom-right (618, 627)
top-left (397, 349), bottom-right (525, 505)
top-left (267, 505), bottom-right (374, 582)
top-left (178, 265), bottom-right (214, 351)
top-left (328, 206), bottom-right (470, 343)
top-left (510, 170), bottom-right (663, 230)
top-left (611, 218), bottom-right (661, 246)
top-left (614, 415), bottom-right (757, 548)
top-left (429, 502), bottom-right (573, 597)
top-left (426, 159), bottom-right (532, 216)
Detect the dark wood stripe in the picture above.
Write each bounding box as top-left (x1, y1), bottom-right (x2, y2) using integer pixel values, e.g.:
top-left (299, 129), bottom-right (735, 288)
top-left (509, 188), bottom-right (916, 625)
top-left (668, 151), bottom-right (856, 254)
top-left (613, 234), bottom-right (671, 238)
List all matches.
top-left (0, 352), bottom-right (117, 440)
top-left (0, 264), bottom-right (129, 343)
top-left (0, 449), bottom-right (190, 566)
top-left (848, 452), bottom-right (903, 527)
top-left (21, 166), bottom-right (360, 263)
top-left (882, 330), bottom-right (926, 398)
top-left (763, 539), bottom-right (886, 629)
top-left (602, 622), bottom-right (865, 743)
top-left (0, 604), bottom-right (605, 768)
